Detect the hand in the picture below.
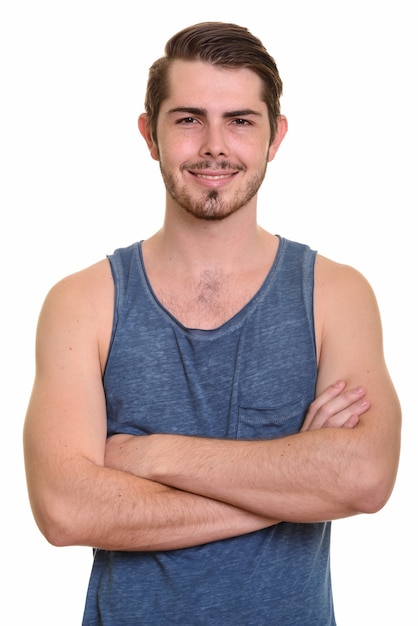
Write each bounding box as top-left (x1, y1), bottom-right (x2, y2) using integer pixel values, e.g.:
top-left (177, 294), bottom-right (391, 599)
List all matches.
top-left (301, 380), bottom-right (370, 431)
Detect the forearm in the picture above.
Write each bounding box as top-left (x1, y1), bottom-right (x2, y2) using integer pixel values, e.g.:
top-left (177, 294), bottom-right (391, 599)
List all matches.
top-left (122, 426), bottom-right (396, 523)
top-left (117, 432), bottom-right (346, 522)
top-left (108, 381), bottom-right (399, 523)
top-left (33, 458), bottom-right (278, 551)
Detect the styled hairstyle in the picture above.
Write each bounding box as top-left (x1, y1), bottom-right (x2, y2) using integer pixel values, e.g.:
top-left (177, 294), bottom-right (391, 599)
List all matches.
top-left (144, 22), bottom-right (283, 145)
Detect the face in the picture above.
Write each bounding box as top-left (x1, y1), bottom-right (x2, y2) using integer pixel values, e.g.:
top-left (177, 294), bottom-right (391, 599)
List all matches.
top-left (140, 60), bottom-right (286, 221)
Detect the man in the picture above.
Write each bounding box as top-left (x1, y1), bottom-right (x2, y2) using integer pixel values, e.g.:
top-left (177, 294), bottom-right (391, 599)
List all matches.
top-left (24, 22), bottom-right (401, 625)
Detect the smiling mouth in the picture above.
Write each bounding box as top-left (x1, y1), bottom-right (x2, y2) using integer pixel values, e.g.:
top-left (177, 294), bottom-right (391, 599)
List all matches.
top-left (192, 172), bottom-right (235, 180)
top-left (184, 160), bottom-right (243, 180)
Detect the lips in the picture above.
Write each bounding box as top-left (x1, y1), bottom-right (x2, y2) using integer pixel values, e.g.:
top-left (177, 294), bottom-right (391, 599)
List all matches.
top-left (188, 170), bottom-right (238, 189)
top-left (183, 161), bottom-right (242, 187)
top-left (192, 172), bottom-right (235, 180)
top-left (184, 160), bottom-right (242, 176)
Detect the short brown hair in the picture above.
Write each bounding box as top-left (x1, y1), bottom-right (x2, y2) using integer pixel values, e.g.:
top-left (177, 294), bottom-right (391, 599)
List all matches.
top-left (144, 22), bottom-right (283, 145)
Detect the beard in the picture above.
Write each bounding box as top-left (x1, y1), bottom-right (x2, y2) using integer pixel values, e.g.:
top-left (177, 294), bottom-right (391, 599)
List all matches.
top-left (159, 159), bottom-right (268, 221)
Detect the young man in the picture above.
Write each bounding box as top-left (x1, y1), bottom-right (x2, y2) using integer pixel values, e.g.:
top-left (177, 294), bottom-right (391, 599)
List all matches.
top-left (24, 22), bottom-right (401, 625)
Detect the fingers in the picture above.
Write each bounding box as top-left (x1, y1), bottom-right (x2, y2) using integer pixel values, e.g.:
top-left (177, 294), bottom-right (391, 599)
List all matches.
top-left (304, 380), bottom-right (346, 418)
top-left (301, 381), bottom-right (370, 432)
top-left (302, 380), bottom-right (346, 431)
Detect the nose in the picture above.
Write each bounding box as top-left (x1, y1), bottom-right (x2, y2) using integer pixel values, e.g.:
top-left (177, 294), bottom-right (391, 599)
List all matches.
top-left (199, 123), bottom-right (229, 159)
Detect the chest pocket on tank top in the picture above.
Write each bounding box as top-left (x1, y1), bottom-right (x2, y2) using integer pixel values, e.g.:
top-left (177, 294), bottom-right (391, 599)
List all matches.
top-left (237, 397), bottom-right (308, 440)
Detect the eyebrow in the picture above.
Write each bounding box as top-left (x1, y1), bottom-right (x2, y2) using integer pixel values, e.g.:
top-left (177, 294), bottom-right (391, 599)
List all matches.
top-left (167, 107), bottom-right (262, 119)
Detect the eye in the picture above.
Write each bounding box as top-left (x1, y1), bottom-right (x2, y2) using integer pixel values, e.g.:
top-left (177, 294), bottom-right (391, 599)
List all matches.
top-left (176, 117), bottom-right (198, 125)
top-left (231, 118), bottom-right (252, 126)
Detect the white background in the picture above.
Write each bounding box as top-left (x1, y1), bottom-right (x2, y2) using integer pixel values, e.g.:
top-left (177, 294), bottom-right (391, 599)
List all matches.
top-left (1, 1), bottom-right (416, 624)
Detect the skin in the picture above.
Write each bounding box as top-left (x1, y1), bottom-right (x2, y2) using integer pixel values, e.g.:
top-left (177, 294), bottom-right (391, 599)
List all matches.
top-left (23, 60), bottom-right (401, 552)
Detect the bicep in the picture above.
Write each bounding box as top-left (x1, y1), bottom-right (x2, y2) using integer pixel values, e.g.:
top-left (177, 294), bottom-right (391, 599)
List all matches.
top-left (23, 274), bottom-right (109, 517)
top-left (315, 258), bottom-right (401, 466)
top-left (316, 260), bottom-right (386, 388)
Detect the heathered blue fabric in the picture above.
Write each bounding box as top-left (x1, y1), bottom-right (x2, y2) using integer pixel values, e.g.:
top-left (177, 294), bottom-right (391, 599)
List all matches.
top-left (82, 237), bottom-right (336, 625)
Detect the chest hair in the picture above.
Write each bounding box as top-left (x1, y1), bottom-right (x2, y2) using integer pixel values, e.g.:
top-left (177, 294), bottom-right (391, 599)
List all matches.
top-left (155, 268), bottom-right (260, 330)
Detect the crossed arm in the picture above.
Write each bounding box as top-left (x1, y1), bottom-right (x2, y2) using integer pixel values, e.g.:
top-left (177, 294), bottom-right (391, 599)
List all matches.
top-left (105, 381), bottom-right (374, 525)
top-left (23, 257), bottom-right (401, 552)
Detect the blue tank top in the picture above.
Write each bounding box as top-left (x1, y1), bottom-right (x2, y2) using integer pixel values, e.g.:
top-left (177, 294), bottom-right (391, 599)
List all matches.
top-left (82, 237), bottom-right (336, 626)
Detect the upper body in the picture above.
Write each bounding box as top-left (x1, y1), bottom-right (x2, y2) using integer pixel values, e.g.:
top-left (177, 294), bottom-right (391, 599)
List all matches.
top-left (82, 236), bottom-right (338, 625)
top-left (24, 22), bottom-right (401, 557)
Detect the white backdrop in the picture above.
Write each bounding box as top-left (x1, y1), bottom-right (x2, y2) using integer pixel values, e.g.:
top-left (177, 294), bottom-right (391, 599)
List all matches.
top-left (1, 1), bottom-right (416, 624)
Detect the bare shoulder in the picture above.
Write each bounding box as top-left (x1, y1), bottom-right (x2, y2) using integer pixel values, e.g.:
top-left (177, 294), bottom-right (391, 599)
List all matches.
top-left (45, 258), bottom-right (112, 300)
top-left (314, 254), bottom-right (383, 363)
top-left (314, 253), bottom-right (379, 315)
top-left (314, 253), bottom-right (376, 294)
top-left (37, 258), bottom-right (114, 372)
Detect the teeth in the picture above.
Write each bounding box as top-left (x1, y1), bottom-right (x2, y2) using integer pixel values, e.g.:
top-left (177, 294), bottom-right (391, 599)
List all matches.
top-left (195, 174), bottom-right (231, 180)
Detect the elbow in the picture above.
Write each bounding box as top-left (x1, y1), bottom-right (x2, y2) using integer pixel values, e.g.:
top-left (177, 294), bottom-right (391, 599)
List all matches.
top-left (31, 498), bottom-right (85, 548)
top-left (342, 425), bottom-right (401, 516)
top-left (348, 460), bottom-right (398, 515)
top-left (355, 482), bottom-right (391, 515)
top-left (42, 522), bottom-right (78, 549)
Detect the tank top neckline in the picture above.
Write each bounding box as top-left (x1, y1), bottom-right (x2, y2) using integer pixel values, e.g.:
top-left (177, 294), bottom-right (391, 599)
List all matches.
top-left (135, 235), bottom-right (285, 337)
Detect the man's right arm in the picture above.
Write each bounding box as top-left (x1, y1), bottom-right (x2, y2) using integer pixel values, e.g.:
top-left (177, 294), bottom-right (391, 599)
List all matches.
top-left (23, 263), bottom-right (279, 552)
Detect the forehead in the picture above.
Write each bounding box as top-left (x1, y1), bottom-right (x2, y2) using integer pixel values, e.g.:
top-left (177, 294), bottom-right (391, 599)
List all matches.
top-left (163, 60), bottom-right (265, 109)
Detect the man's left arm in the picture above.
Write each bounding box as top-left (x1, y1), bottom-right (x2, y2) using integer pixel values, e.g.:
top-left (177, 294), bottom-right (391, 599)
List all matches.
top-left (106, 258), bottom-right (401, 523)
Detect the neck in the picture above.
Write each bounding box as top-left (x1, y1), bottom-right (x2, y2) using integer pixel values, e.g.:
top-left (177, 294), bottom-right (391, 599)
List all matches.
top-left (142, 208), bottom-right (279, 330)
top-left (145, 197), bottom-right (276, 273)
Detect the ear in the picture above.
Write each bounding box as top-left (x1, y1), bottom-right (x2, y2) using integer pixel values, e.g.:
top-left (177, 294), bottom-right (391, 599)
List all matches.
top-left (138, 113), bottom-right (159, 161)
top-left (267, 115), bottom-right (288, 162)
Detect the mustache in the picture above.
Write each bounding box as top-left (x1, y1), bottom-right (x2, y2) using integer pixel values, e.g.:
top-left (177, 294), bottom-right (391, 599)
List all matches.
top-left (181, 160), bottom-right (245, 172)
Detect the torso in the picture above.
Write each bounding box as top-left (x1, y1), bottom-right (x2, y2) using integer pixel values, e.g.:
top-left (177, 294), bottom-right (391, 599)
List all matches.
top-left (92, 235), bottom-right (333, 624)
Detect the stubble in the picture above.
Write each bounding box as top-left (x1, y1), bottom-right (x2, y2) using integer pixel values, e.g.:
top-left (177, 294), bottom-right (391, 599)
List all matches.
top-left (159, 159), bottom-right (268, 221)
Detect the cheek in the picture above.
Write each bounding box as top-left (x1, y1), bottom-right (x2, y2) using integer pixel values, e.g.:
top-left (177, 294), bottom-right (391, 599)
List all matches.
top-left (234, 133), bottom-right (270, 158)
top-left (158, 136), bottom-right (197, 167)
top-left (245, 140), bottom-right (271, 169)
